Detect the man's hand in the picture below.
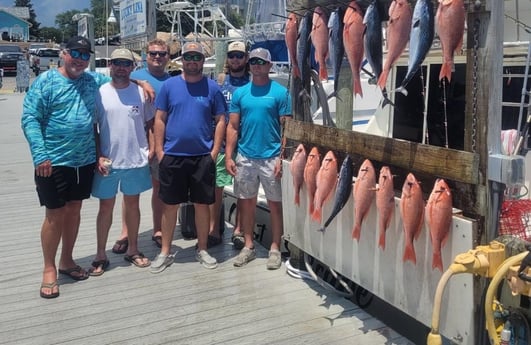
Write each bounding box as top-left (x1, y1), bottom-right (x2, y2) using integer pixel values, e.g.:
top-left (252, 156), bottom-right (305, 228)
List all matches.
top-left (274, 158), bottom-right (282, 179)
top-left (225, 157), bottom-right (237, 177)
top-left (35, 160), bottom-right (52, 177)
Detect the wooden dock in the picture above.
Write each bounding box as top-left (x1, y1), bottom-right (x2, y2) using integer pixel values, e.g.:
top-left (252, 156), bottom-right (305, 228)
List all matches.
top-left (0, 90), bottom-right (414, 345)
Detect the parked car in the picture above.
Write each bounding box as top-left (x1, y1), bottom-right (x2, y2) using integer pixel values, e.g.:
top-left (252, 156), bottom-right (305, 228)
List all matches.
top-left (0, 45), bottom-right (25, 75)
top-left (95, 57), bottom-right (110, 76)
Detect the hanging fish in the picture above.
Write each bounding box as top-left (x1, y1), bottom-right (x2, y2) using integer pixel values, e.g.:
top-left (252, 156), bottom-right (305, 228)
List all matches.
top-left (376, 166), bottom-right (395, 250)
top-left (311, 6), bottom-right (329, 81)
top-left (327, 7), bottom-right (345, 99)
top-left (435, 0), bottom-right (465, 82)
top-left (303, 147), bottom-right (321, 216)
top-left (425, 179), bottom-right (453, 271)
top-left (285, 12), bottom-right (301, 80)
top-left (320, 155), bottom-right (353, 231)
top-left (352, 159), bottom-right (376, 241)
top-left (343, 0), bottom-right (365, 97)
top-left (377, 0), bottom-right (412, 90)
top-left (312, 151), bottom-right (338, 223)
top-left (400, 173), bottom-right (425, 264)
top-left (290, 143), bottom-right (307, 206)
top-left (395, 0), bottom-right (435, 96)
top-left (297, 12), bottom-right (313, 90)
top-left (363, 0), bottom-right (393, 108)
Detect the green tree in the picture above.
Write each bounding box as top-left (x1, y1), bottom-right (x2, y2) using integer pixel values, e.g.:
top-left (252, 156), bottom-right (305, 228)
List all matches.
top-left (14, 0), bottom-right (40, 37)
top-left (54, 9), bottom-right (87, 43)
top-left (39, 27), bottom-right (62, 42)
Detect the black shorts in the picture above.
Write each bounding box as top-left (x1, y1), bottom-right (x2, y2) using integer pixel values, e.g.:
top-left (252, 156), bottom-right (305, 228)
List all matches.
top-left (158, 154), bottom-right (215, 205)
top-left (35, 164), bottom-right (96, 209)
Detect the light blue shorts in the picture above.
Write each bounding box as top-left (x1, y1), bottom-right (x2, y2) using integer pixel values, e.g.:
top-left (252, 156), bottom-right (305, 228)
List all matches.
top-left (233, 153), bottom-right (282, 202)
top-left (92, 165), bottom-right (152, 199)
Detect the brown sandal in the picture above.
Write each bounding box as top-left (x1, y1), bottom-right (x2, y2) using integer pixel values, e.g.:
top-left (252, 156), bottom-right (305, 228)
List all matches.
top-left (111, 238), bottom-right (128, 254)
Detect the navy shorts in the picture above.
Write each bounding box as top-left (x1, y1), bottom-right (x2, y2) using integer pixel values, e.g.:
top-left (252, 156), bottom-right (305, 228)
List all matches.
top-left (35, 164), bottom-right (96, 209)
top-left (158, 154), bottom-right (215, 205)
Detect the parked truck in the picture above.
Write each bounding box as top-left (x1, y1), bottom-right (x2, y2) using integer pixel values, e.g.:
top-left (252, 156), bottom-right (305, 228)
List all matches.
top-left (29, 48), bottom-right (60, 76)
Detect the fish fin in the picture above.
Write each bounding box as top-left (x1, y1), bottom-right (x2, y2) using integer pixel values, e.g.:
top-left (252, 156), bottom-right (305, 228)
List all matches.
top-left (352, 224), bottom-right (361, 241)
top-left (432, 252), bottom-right (443, 271)
top-left (403, 243), bottom-right (417, 264)
top-left (378, 228), bottom-right (386, 250)
top-left (377, 69), bottom-right (389, 89)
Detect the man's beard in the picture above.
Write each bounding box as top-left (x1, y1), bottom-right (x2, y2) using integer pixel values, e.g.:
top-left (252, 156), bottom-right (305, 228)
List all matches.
top-left (230, 65), bottom-right (245, 73)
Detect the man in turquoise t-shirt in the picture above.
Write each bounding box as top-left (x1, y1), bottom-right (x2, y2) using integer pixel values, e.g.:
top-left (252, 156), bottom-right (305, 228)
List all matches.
top-left (225, 47), bottom-right (292, 270)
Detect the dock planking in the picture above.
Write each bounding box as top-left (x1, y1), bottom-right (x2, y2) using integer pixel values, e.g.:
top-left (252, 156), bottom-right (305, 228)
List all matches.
top-left (0, 92), bottom-right (413, 345)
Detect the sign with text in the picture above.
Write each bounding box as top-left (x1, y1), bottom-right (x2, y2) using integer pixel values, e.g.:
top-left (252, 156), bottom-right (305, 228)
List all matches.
top-left (119, 0), bottom-right (147, 39)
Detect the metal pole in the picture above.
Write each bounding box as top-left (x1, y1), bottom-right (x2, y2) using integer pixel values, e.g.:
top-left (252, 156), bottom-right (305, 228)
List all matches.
top-left (106, 0), bottom-right (109, 58)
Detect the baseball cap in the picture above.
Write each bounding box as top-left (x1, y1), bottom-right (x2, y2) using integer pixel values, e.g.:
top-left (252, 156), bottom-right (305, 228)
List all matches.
top-left (110, 48), bottom-right (135, 62)
top-left (228, 41), bottom-right (246, 53)
top-left (182, 42), bottom-right (204, 56)
top-left (66, 36), bottom-right (94, 53)
top-left (249, 48), bottom-right (271, 63)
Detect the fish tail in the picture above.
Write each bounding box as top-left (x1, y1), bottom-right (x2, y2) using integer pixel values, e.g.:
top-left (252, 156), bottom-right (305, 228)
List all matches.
top-left (353, 79), bottom-right (363, 98)
top-left (293, 64), bottom-right (302, 79)
top-left (378, 229), bottom-right (386, 250)
top-left (294, 192), bottom-right (300, 206)
top-left (432, 252), bottom-right (443, 271)
top-left (377, 69), bottom-right (389, 89)
top-left (395, 86), bottom-right (408, 96)
top-left (381, 88), bottom-right (394, 108)
top-left (403, 243), bottom-right (417, 264)
top-left (308, 197), bottom-right (315, 216)
top-left (311, 206), bottom-right (322, 223)
top-left (352, 224), bottom-right (361, 241)
top-left (319, 65), bottom-right (328, 81)
top-left (439, 62), bottom-right (452, 82)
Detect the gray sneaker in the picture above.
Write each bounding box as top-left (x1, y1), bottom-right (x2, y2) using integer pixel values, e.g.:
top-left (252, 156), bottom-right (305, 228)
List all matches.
top-left (266, 250), bottom-right (282, 270)
top-left (196, 250), bottom-right (218, 269)
top-left (233, 247), bottom-right (256, 267)
top-left (150, 253), bottom-right (174, 274)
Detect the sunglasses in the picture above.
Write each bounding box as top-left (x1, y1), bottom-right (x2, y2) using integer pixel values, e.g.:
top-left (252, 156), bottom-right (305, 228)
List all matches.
top-left (69, 49), bottom-right (91, 61)
top-left (148, 51), bottom-right (168, 57)
top-left (183, 54), bottom-right (203, 62)
top-left (228, 52), bottom-right (245, 59)
top-left (249, 58), bottom-right (268, 65)
top-left (111, 59), bottom-right (133, 67)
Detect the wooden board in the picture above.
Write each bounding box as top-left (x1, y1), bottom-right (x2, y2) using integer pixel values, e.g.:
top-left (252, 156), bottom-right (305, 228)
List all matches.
top-left (285, 119), bottom-right (480, 185)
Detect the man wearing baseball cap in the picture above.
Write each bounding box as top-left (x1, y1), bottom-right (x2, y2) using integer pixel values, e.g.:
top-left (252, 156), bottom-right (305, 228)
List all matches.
top-left (225, 47), bottom-right (292, 270)
top-left (151, 41), bottom-right (227, 272)
top-left (208, 41), bottom-right (250, 251)
top-left (89, 48), bottom-right (154, 275)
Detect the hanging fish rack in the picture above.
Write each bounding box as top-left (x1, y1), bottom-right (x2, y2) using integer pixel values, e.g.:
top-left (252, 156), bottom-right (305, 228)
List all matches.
top-left (281, 1), bottom-right (526, 344)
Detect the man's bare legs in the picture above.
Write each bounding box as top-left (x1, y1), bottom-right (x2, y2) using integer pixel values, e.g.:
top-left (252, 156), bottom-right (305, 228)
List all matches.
top-left (160, 203), bottom-right (179, 256)
top-left (208, 186), bottom-right (224, 239)
top-left (267, 200), bottom-right (283, 251)
top-left (239, 197), bottom-right (257, 249)
top-left (195, 203), bottom-right (211, 251)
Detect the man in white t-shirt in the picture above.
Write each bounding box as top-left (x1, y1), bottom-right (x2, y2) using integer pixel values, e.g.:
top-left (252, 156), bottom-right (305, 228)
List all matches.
top-left (89, 48), bottom-right (154, 275)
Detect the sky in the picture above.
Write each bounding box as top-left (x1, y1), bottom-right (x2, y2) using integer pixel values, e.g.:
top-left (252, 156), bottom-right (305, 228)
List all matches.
top-left (0, 0), bottom-right (91, 27)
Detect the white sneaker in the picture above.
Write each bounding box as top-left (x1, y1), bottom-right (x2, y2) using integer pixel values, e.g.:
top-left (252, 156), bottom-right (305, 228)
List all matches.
top-left (196, 250), bottom-right (218, 269)
top-left (150, 253), bottom-right (174, 274)
top-left (266, 250), bottom-right (282, 270)
top-left (233, 247), bottom-right (256, 267)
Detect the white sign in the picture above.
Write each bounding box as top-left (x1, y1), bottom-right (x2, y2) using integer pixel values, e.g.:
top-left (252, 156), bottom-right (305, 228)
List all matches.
top-left (78, 16), bottom-right (88, 38)
top-left (119, 0), bottom-right (147, 39)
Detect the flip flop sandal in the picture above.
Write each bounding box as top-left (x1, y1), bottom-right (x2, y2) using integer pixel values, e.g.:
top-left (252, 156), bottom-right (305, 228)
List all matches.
top-left (151, 235), bottom-right (162, 248)
top-left (58, 265), bottom-right (89, 281)
top-left (89, 259), bottom-right (110, 276)
top-left (112, 238), bottom-right (128, 254)
top-left (40, 281), bottom-right (60, 299)
top-left (124, 252), bottom-right (150, 268)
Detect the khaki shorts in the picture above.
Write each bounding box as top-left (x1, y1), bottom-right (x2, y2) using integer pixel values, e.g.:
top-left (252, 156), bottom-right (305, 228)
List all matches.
top-left (233, 153), bottom-right (282, 202)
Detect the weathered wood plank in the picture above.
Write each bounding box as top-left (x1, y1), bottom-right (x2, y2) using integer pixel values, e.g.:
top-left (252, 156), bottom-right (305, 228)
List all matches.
top-left (285, 119), bottom-right (480, 184)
